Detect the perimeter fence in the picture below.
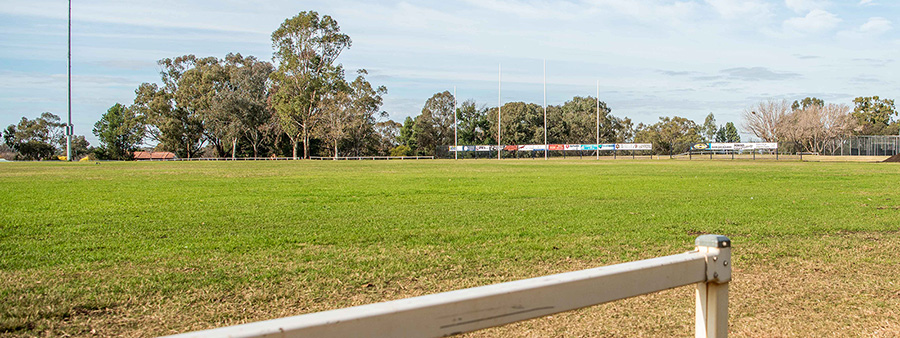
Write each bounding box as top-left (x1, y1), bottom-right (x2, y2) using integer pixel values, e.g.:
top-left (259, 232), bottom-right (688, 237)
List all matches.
top-left (439, 143), bottom-right (794, 160)
top-left (825, 135), bottom-right (900, 156)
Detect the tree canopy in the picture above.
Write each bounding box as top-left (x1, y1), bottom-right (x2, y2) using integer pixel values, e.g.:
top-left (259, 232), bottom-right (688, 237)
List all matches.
top-left (270, 11), bottom-right (351, 159)
top-left (93, 103), bottom-right (145, 160)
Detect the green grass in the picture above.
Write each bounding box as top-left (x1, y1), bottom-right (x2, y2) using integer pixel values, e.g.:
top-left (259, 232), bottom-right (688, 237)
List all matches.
top-left (1, 160), bottom-right (899, 336)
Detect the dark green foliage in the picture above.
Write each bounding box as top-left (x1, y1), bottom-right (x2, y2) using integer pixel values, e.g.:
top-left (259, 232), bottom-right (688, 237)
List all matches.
top-left (270, 11), bottom-right (351, 159)
top-left (414, 91), bottom-right (456, 155)
top-left (456, 100), bottom-right (490, 145)
top-left (389, 144), bottom-right (412, 156)
top-left (398, 116), bottom-right (418, 151)
top-left (374, 120), bottom-right (402, 155)
top-left (3, 112), bottom-right (77, 160)
top-left (335, 69), bottom-right (388, 157)
top-left (723, 122), bottom-right (740, 142)
top-left (792, 97), bottom-right (824, 111)
top-left (93, 103), bottom-right (145, 160)
top-left (486, 101), bottom-right (544, 146)
top-left (132, 81), bottom-right (203, 158)
top-left (715, 122), bottom-right (740, 143)
top-left (634, 116), bottom-right (702, 155)
top-left (852, 96), bottom-right (897, 135)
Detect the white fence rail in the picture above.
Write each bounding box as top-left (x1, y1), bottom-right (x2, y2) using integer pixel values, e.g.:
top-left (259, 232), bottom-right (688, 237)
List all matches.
top-left (309, 156), bottom-right (435, 160)
top-left (161, 156), bottom-right (436, 161)
top-left (163, 235), bottom-right (731, 338)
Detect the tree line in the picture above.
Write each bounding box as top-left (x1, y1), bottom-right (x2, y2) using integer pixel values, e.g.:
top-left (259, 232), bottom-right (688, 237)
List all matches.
top-left (2, 12), bottom-right (390, 160)
top-left (742, 96), bottom-right (897, 154)
top-left (2, 11), bottom-right (897, 160)
top-left (380, 92), bottom-right (745, 157)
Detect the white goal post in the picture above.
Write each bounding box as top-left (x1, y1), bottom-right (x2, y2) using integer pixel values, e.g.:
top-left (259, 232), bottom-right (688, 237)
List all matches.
top-left (162, 235), bottom-right (732, 338)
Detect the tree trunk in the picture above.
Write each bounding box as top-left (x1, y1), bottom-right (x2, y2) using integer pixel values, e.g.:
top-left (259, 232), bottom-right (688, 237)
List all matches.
top-left (302, 125), bottom-right (309, 159)
top-left (292, 140), bottom-right (298, 160)
top-left (333, 139), bottom-right (338, 160)
top-left (231, 137), bottom-right (237, 160)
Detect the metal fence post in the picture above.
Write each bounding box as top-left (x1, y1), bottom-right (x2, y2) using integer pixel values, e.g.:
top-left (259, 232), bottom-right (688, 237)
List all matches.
top-left (695, 235), bottom-right (731, 338)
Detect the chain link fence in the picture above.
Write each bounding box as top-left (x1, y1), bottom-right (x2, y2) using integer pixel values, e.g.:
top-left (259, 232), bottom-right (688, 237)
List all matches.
top-left (826, 135), bottom-right (900, 156)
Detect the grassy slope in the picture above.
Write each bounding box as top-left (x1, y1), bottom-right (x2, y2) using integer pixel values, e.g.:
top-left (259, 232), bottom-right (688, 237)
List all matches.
top-left (1, 160), bottom-right (898, 337)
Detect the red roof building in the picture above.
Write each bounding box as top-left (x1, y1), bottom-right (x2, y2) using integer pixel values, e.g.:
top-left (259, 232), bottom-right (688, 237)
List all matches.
top-left (133, 151), bottom-right (177, 160)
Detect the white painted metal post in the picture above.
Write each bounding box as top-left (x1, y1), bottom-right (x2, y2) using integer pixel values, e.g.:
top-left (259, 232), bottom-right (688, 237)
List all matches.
top-left (596, 80), bottom-right (600, 160)
top-left (454, 86), bottom-right (457, 160)
top-left (695, 235), bottom-right (731, 338)
top-left (543, 59), bottom-right (547, 160)
top-left (66, 0), bottom-right (72, 161)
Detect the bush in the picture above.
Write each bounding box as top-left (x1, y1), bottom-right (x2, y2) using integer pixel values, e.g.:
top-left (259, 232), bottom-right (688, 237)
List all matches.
top-left (390, 145), bottom-right (412, 157)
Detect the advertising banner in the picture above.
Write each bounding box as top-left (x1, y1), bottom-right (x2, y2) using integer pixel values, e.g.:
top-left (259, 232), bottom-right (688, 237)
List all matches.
top-left (452, 143), bottom-right (656, 152)
top-left (616, 143), bottom-right (652, 150)
top-left (692, 143), bottom-right (778, 151)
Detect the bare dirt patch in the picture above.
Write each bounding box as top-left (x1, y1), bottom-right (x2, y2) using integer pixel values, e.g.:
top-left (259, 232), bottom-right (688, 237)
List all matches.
top-left (883, 153), bottom-right (900, 163)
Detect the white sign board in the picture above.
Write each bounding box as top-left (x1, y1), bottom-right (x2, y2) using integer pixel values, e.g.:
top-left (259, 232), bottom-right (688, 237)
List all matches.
top-left (694, 142), bottom-right (778, 151)
top-left (616, 143), bottom-right (653, 150)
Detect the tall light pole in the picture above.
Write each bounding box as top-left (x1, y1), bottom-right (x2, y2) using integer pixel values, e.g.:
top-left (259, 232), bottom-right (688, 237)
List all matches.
top-left (543, 59), bottom-right (547, 160)
top-left (596, 80), bottom-right (600, 160)
top-left (453, 86), bottom-right (458, 160)
top-left (66, 0), bottom-right (72, 161)
top-left (498, 63), bottom-right (501, 160)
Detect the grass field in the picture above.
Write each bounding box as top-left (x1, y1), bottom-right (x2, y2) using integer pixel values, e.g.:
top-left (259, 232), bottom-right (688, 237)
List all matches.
top-left (1, 160), bottom-right (899, 337)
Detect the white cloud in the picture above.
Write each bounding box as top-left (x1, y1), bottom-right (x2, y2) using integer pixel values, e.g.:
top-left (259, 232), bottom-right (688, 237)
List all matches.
top-left (859, 0), bottom-right (875, 6)
top-left (784, 0), bottom-right (830, 13)
top-left (859, 17), bottom-right (892, 34)
top-left (705, 0), bottom-right (773, 20)
top-left (836, 17), bottom-right (892, 40)
top-left (587, 0), bottom-right (701, 23)
top-left (0, 1), bottom-right (270, 34)
top-left (462, 0), bottom-right (586, 20)
top-left (464, 0), bottom-right (703, 29)
top-left (783, 9), bottom-right (841, 34)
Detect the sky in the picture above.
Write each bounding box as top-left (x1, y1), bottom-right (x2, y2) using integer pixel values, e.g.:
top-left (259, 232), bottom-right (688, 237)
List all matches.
top-left (1, 0), bottom-right (898, 145)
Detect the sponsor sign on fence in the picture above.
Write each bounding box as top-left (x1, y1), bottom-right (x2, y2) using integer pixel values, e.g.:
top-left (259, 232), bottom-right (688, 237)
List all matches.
top-left (692, 143), bottom-right (778, 151)
top-left (450, 144), bottom-right (654, 152)
top-left (616, 143), bottom-right (652, 150)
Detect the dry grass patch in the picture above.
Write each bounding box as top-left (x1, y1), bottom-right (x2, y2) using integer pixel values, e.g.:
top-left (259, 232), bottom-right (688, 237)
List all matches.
top-left (7, 232), bottom-right (898, 337)
top-left (459, 231), bottom-right (900, 337)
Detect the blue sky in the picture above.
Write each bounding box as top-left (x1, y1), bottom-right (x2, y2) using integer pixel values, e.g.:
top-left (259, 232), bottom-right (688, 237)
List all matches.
top-left (1, 0), bottom-right (898, 144)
